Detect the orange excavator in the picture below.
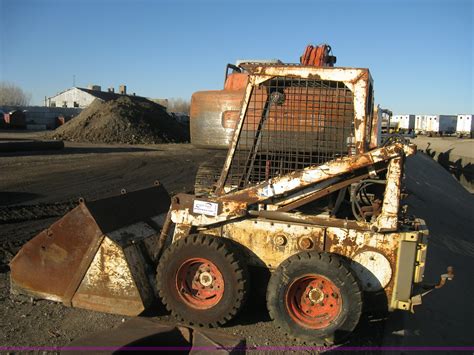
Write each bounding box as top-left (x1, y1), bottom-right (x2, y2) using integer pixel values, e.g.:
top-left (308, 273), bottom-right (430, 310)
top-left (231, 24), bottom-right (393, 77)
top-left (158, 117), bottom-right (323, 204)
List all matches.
top-left (191, 44), bottom-right (336, 149)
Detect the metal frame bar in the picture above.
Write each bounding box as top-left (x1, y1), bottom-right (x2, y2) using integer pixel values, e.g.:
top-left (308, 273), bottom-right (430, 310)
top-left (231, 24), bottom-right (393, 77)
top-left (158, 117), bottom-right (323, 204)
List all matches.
top-left (170, 143), bottom-right (415, 228)
top-left (374, 156), bottom-right (404, 231)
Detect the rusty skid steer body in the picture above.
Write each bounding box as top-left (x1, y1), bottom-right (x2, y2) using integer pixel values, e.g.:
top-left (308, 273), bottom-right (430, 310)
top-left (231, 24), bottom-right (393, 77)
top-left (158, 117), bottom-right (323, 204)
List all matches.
top-left (161, 65), bottom-right (451, 344)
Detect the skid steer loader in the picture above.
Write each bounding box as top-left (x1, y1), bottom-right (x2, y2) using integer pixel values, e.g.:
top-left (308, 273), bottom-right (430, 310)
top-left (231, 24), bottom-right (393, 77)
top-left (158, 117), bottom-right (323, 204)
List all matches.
top-left (10, 61), bottom-right (453, 345)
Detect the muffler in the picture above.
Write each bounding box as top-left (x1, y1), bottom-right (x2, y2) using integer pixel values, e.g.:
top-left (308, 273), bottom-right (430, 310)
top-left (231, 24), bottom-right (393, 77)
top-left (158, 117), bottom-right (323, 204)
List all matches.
top-left (10, 183), bottom-right (171, 316)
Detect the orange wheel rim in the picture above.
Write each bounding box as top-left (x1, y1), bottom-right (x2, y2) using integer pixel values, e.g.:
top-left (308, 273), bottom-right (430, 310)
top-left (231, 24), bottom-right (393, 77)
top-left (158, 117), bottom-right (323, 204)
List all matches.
top-left (286, 274), bottom-right (342, 329)
top-left (176, 258), bottom-right (224, 309)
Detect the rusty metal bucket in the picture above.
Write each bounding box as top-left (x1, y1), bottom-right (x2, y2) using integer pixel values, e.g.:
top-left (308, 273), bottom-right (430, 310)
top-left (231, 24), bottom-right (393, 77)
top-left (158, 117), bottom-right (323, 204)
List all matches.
top-left (9, 184), bottom-right (171, 316)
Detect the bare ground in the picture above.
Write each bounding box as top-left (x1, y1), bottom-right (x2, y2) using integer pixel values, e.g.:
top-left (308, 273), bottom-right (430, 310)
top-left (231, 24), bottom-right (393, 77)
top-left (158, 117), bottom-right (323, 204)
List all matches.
top-left (1, 132), bottom-right (473, 350)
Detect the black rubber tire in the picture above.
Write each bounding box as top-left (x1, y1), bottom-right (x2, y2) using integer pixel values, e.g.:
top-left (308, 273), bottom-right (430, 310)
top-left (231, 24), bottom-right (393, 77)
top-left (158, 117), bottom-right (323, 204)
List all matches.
top-left (266, 252), bottom-right (362, 345)
top-left (156, 234), bottom-right (249, 327)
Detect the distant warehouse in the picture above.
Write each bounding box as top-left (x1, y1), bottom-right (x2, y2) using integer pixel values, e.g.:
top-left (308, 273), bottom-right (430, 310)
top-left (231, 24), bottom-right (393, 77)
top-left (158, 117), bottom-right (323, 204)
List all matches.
top-left (46, 84), bottom-right (145, 108)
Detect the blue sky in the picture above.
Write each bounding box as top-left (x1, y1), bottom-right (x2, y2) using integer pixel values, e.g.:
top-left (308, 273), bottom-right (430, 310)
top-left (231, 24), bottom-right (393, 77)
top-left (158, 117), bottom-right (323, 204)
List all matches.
top-left (0, 0), bottom-right (472, 114)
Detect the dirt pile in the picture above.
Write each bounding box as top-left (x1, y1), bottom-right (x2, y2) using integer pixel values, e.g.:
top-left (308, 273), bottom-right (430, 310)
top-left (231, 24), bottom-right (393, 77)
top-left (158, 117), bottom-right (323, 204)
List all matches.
top-left (49, 96), bottom-right (189, 144)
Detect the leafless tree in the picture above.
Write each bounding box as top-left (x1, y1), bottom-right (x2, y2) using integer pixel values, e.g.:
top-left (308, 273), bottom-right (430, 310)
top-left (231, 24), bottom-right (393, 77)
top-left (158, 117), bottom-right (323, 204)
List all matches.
top-left (167, 97), bottom-right (190, 115)
top-left (0, 82), bottom-right (31, 106)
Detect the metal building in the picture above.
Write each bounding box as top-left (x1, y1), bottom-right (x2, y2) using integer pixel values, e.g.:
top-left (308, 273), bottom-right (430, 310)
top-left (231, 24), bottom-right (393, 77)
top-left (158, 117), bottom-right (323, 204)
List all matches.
top-left (47, 84), bottom-right (135, 108)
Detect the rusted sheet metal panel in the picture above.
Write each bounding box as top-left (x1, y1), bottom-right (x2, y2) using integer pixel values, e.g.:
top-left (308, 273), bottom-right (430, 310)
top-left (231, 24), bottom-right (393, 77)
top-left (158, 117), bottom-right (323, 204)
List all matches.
top-left (374, 156), bottom-right (403, 232)
top-left (190, 89), bottom-right (245, 149)
top-left (10, 204), bottom-right (104, 304)
top-left (72, 229), bottom-right (156, 316)
top-left (72, 237), bottom-right (143, 315)
top-left (172, 223), bottom-right (192, 241)
top-left (224, 72), bottom-right (249, 91)
top-left (72, 221), bottom-right (159, 316)
top-left (222, 219), bottom-right (325, 268)
top-left (324, 227), bottom-right (400, 299)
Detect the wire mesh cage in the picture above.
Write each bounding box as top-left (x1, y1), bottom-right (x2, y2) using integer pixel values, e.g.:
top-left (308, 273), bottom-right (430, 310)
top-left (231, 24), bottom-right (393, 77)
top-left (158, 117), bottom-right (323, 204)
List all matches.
top-left (225, 76), bottom-right (355, 190)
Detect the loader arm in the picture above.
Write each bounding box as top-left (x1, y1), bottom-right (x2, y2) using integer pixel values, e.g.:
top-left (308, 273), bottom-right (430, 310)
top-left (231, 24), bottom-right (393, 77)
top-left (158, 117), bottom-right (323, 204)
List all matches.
top-left (218, 142), bottom-right (414, 204)
top-left (170, 142), bottom-right (414, 231)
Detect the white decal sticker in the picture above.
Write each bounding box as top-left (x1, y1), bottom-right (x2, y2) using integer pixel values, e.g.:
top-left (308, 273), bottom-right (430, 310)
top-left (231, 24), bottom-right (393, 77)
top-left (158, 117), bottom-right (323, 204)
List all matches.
top-left (193, 200), bottom-right (219, 216)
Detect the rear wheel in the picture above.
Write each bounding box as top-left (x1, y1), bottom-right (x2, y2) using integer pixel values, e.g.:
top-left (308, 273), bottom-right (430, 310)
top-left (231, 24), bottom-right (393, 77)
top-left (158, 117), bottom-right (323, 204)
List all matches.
top-left (266, 252), bottom-right (362, 345)
top-left (156, 234), bottom-right (249, 327)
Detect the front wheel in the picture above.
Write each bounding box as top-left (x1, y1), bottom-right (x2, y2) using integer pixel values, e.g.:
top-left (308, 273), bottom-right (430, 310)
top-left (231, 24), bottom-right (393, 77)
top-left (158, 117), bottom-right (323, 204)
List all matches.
top-left (156, 234), bottom-right (249, 327)
top-left (266, 252), bottom-right (362, 345)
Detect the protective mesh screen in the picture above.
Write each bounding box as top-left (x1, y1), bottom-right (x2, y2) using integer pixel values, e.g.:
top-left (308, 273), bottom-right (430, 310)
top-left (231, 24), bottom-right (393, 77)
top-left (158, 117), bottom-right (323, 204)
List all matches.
top-left (225, 77), bottom-right (354, 190)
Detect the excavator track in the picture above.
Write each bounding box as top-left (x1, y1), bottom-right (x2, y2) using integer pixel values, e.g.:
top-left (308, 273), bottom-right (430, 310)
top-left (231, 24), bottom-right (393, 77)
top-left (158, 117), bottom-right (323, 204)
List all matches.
top-left (194, 152), bottom-right (227, 197)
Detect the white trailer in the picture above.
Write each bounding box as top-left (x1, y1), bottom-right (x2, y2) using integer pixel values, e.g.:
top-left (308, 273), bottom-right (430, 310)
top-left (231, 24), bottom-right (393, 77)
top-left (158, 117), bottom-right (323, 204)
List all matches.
top-left (415, 115), bottom-right (428, 134)
top-left (392, 114), bottom-right (415, 133)
top-left (425, 115), bottom-right (457, 136)
top-left (456, 114), bottom-right (474, 138)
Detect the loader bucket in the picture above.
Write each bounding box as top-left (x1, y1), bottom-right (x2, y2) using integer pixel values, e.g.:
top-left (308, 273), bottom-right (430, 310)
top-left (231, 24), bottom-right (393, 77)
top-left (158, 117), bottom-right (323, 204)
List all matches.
top-left (9, 184), bottom-right (171, 316)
